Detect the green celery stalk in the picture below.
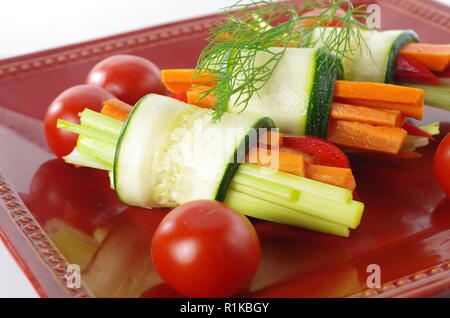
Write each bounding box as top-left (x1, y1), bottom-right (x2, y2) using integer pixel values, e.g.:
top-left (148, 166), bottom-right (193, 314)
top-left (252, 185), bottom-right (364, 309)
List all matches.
top-left (232, 173), bottom-right (297, 201)
top-left (238, 163), bottom-right (352, 203)
top-left (401, 84), bottom-right (450, 111)
top-left (224, 189), bottom-right (349, 237)
top-left (57, 120), bottom-right (118, 145)
top-left (230, 179), bottom-right (362, 229)
top-left (63, 147), bottom-right (111, 171)
top-left (80, 109), bottom-right (123, 138)
top-left (77, 135), bottom-right (116, 168)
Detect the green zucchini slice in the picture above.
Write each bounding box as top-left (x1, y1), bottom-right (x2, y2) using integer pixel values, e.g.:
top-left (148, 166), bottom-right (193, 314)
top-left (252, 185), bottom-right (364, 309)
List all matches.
top-left (114, 94), bottom-right (275, 208)
top-left (306, 27), bottom-right (419, 83)
top-left (226, 47), bottom-right (339, 138)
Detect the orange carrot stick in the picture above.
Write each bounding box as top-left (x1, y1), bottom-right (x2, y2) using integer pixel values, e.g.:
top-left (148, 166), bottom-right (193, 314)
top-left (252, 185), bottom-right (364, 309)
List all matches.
top-left (305, 164), bottom-right (356, 191)
top-left (279, 146), bottom-right (314, 164)
top-left (330, 102), bottom-right (405, 127)
top-left (101, 99), bottom-right (132, 122)
top-left (186, 85), bottom-right (217, 108)
top-left (333, 81), bottom-right (425, 120)
top-left (161, 69), bottom-right (217, 93)
top-left (247, 148), bottom-right (305, 177)
top-left (400, 43), bottom-right (450, 72)
top-left (327, 119), bottom-right (407, 154)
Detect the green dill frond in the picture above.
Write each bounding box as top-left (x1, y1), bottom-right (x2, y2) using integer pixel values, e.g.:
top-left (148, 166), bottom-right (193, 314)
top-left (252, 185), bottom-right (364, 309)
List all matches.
top-left (194, 0), bottom-right (371, 122)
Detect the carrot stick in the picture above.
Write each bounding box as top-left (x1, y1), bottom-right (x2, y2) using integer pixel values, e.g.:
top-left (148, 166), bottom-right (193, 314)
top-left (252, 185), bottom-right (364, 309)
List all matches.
top-left (186, 85), bottom-right (217, 108)
top-left (279, 146), bottom-right (314, 164)
top-left (330, 102), bottom-right (405, 127)
top-left (333, 80), bottom-right (425, 120)
top-left (400, 43), bottom-right (450, 72)
top-left (305, 164), bottom-right (356, 191)
top-left (101, 99), bottom-right (132, 122)
top-left (161, 69), bottom-right (217, 93)
top-left (249, 147), bottom-right (356, 190)
top-left (327, 119), bottom-right (407, 154)
top-left (247, 148), bottom-right (305, 177)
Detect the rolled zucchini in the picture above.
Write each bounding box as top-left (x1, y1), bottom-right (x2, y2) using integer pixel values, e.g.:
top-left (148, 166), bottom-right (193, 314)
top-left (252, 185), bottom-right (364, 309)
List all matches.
top-left (58, 94), bottom-right (365, 237)
top-left (226, 47), bottom-right (341, 138)
top-left (305, 27), bottom-right (419, 83)
top-left (114, 94), bottom-right (275, 208)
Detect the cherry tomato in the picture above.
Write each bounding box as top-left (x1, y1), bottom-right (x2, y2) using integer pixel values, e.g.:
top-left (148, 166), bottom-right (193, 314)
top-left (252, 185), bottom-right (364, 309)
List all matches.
top-left (44, 85), bottom-right (114, 157)
top-left (151, 200), bottom-right (260, 298)
top-left (86, 54), bottom-right (165, 105)
top-left (434, 133), bottom-right (450, 198)
top-left (28, 159), bottom-right (120, 234)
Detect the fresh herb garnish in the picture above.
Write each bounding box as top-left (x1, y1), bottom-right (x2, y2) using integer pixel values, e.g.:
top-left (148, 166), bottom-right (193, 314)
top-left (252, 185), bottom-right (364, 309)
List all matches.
top-left (194, 0), bottom-right (371, 122)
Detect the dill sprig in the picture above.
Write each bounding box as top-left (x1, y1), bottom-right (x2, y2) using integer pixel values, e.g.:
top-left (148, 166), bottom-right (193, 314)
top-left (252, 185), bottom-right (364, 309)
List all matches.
top-left (195, 0), bottom-right (371, 122)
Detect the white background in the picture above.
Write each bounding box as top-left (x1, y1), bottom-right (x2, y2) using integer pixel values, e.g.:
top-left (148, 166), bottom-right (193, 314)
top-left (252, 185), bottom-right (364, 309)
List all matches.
top-left (0, 0), bottom-right (449, 298)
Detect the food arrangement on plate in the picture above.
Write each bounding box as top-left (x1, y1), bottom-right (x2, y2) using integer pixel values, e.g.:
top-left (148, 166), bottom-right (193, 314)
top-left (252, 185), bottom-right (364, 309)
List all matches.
top-left (33, 0), bottom-right (450, 297)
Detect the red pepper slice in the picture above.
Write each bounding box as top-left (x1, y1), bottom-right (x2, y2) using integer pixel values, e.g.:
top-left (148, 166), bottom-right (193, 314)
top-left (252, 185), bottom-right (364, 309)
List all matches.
top-left (282, 136), bottom-right (351, 168)
top-left (169, 92), bottom-right (188, 103)
top-left (433, 64), bottom-right (450, 78)
top-left (395, 53), bottom-right (441, 86)
top-left (403, 122), bottom-right (435, 141)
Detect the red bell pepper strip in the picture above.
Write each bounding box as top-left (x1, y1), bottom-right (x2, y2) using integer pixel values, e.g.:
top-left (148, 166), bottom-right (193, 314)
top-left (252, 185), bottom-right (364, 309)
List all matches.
top-left (396, 151), bottom-right (422, 159)
top-left (403, 122), bottom-right (435, 141)
top-left (169, 92), bottom-right (188, 103)
top-left (282, 136), bottom-right (351, 168)
top-left (433, 64), bottom-right (450, 78)
top-left (395, 53), bottom-right (441, 86)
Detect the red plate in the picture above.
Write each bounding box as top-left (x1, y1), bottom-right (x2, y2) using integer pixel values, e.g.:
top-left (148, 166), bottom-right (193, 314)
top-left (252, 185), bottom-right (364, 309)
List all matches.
top-left (0, 0), bottom-right (449, 298)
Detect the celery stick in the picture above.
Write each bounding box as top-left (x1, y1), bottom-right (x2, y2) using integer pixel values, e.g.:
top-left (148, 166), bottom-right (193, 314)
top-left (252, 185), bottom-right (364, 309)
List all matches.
top-left (57, 120), bottom-right (118, 145)
top-left (230, 181), bottom-right (362, 229)
top-left (80, 109), bottom-right (123, 138)
top-left (299, 192), bottom-right (364, 229)
top-left (224, 189), bottom-right (349, 237)
top-left (77, 135), bottom-right (116, 168)
top-left (419, 121), bottom-right (440, 136)
top-left (63, 147), bottom-right (111, 171)
top-left (400, 84), bottom-right (450, 111)
top-left (238, 164), bottom-right (352, 202)
top-left (232, 173), bottom-right (298, 201)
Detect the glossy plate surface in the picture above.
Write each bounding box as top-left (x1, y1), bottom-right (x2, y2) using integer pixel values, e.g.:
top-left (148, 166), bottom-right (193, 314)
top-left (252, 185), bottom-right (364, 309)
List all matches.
top-left (0, 0), bottom-right (449, 298)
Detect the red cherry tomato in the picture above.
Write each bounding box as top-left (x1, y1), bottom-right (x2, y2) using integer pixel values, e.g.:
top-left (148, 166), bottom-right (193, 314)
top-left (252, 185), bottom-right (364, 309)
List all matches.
top-left (86, 54), bottom-right (165, 105)
top-left (44, 85), bottom-right (114, 157)
top-left (434, 133), bottom-right (450, 198)
top-left (151, 200), bottom-right (260, 298)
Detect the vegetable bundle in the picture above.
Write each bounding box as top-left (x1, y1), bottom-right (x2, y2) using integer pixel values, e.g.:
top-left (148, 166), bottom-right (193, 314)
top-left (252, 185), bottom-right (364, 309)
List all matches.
top-left (58, 94), bottom-right (364, 237)
top-left (161, 49), bottom-right (426, 157)
top-left (306, 28), bottom-right (450, 111)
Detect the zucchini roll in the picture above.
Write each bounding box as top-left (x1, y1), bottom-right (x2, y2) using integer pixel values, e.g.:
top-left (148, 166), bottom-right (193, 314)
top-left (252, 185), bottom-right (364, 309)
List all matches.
top-left (58, 94), bottom-right (364, 237)
top-left (305, 27), bottom-right (419, 83)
